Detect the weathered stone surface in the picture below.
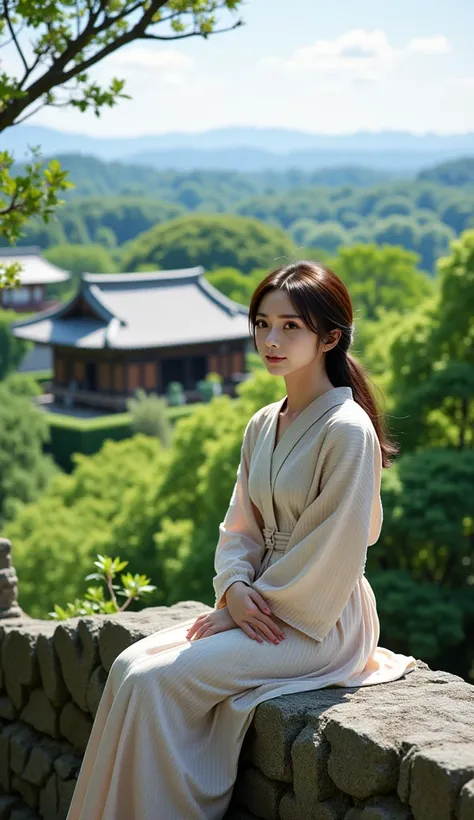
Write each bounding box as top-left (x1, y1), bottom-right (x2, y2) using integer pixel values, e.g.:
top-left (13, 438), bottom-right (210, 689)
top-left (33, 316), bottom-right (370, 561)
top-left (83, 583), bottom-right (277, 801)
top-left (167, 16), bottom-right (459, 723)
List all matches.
top-left (22, 738), bottom-right (68, 788)
top-left (54, 753), bottom-right (82, 781)
top-left (10, 724), bottom-right (37, 776)
top-left (0, 696), bottom-right (16, 720)
top-left (344, 811), bottom-right (365, 820)
top-left (98, 601), bottom-right (210, 672)
top-left (57, 778), bottom-right (77, 820)
top-left (291, 724), bottom-right (337, 804)
top-left (36, 633), bottom-right (68, 709)
top-left (457, 778), bottom-right (474, 820)
top-left (54, 619), bottom-right (101, 712)
top-left (59, 702), bottom-right (93, 753)
top-left (280, 790), bottom-right (349, 820)
top-left (86, 665), bottom-right (107, 717)
top-left (0, 794), bottom-right (21, 820)
top-left (1, 630), bottom-right (42, 710)
top-left (11, 774), bottom-right (38, 810)
top-left (10, 807), bottom-right (39, 820)
top-left (39, 772), bottom-right (57, 820)
top-left (0, 723), bottom-right (16, 792)
top-left (324, 717), bottom-right (399, 799)
top-left (21, 689), bottom-right (59, 739)
top-left (235, 766), bottom-right (286, 820)
top-left (408, 742), bottom-right (474, 820)
top-left (362, 794), bottom-right (412, 819)
top-left (243, 692), bottom-right (337, 784)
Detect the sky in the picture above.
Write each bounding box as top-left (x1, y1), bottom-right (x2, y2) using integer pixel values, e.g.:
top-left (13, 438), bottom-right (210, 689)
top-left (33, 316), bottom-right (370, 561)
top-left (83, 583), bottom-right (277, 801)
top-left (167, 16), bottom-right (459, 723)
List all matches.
top-left (5, 0), bottom-right (474, 137)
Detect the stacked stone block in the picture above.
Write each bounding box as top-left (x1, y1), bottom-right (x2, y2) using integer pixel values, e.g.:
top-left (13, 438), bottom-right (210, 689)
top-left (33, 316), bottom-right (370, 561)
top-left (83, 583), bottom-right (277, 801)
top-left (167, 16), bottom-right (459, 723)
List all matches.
top-left (0, 602), bottom-right (473, 820)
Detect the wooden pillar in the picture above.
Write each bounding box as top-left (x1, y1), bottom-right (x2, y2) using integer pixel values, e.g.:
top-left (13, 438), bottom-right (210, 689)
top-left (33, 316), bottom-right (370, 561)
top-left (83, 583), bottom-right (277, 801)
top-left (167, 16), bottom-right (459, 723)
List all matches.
top-left (144, 361), bottom-right (157, 391)
top-left (156, 360), bottom-right (163, 394)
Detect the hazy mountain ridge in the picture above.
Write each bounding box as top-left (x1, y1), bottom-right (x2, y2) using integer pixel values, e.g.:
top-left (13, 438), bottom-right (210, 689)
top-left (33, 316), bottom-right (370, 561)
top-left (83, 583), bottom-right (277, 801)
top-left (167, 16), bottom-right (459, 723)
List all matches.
top-left (7, 124), bottom-right (474, 172)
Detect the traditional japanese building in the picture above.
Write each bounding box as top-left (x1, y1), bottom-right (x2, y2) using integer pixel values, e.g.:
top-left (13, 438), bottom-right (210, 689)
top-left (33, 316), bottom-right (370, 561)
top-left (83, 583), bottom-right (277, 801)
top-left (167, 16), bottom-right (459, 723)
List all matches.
top-left (0, 246), bottom-right (70, 313)
top-left (11, 267), bottom-right (251, 411)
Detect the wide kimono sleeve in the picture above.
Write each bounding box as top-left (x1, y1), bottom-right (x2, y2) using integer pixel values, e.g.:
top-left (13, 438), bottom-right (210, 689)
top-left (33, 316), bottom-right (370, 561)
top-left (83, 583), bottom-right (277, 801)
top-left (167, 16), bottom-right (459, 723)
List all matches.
top-left (252, 417), bottom-right (380, 641)
top-left (212, 416), bottom-right (266, 609)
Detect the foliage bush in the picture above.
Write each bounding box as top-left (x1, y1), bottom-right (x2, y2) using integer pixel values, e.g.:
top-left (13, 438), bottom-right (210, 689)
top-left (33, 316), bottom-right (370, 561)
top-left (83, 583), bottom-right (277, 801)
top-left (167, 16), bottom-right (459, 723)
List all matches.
top-left (49, 554), bottom-right (156, 620)
top-left (127, 389), bottom-right (171, 445)
top-left (120, 213), bottom-right (295, 274)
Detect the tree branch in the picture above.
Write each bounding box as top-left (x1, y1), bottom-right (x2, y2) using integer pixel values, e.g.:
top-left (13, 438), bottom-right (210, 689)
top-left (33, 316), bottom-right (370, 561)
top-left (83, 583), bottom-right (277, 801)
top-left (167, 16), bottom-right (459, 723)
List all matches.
top-left (142, 19), bottom-right (243, 42)
top-left (3, 0), bottom-right (29, 74)
top-left (0, 0), bottom-right (243, 131)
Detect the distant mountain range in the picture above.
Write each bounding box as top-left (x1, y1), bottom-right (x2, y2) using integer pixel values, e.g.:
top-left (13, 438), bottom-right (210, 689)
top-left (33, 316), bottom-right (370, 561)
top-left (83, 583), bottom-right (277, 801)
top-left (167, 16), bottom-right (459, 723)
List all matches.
top-left (6, 125), bottom-right (474, 173)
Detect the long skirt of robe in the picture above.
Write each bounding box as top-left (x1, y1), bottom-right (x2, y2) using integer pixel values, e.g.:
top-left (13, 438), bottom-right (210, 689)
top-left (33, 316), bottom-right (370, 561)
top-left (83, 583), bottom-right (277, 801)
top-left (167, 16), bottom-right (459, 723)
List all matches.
top-left (66, 575), bottom-right (416, 820)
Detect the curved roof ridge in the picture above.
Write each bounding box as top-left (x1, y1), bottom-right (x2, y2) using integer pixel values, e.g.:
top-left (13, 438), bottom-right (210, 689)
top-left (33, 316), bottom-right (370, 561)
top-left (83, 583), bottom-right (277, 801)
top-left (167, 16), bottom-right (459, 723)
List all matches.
top-left (82, 266), bottom-right (204, 286)
top-left (87, 283), bottom-right (126, 325)
top-left (197, 275), bottom-right (249, 318)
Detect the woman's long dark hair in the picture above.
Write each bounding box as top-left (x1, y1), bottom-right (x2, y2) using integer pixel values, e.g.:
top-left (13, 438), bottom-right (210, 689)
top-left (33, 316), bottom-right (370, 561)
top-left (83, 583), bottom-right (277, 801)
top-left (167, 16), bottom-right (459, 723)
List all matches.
top-left (248, 260), bottom-right (398, 468)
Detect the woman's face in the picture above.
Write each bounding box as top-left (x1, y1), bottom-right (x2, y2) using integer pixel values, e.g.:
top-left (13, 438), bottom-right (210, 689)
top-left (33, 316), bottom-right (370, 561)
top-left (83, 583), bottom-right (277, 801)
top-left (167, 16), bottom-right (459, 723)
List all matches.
top-left (254, 289), bottom-right (322, 376)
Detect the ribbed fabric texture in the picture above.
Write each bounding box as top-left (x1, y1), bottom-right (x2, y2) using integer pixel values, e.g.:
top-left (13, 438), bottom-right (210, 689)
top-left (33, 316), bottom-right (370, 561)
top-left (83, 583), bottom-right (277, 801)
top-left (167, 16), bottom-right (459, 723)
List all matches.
top-left (67, 387), bottom-right (416, 820)
top-left (213, 386), bottom-right (382, 640)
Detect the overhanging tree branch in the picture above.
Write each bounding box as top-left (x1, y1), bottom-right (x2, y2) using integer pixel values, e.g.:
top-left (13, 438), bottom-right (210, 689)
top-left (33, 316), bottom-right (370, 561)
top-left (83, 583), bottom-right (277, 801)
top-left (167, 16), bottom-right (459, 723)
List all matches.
top-left (0, 0), bottom-right (243, 130)
top-left (0, 0), bottom-right (245, 287)
top-left (3, 1), bottom-right (29, 74)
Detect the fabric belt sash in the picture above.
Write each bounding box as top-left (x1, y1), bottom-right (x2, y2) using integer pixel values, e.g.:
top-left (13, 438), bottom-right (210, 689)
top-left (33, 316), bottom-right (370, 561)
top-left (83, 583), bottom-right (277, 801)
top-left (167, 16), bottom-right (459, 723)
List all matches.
top-left (262, 526), bottom-right (292, 555)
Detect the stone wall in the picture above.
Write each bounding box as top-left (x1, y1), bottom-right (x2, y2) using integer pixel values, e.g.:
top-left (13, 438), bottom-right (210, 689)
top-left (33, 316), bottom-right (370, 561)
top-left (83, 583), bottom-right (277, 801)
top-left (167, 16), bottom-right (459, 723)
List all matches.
top-left (0, 603), bottom-right (473, 820)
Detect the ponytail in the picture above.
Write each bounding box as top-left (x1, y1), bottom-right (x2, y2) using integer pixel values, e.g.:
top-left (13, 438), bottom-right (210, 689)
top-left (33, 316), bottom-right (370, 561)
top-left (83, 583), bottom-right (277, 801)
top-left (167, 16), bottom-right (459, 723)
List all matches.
top-left (325, 347), bottom-right (398, 468)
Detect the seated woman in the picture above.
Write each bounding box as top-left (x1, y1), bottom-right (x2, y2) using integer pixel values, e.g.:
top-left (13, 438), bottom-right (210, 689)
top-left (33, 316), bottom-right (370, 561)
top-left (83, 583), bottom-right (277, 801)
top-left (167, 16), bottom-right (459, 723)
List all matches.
top-left (66, 260), bottom-right (416, 820)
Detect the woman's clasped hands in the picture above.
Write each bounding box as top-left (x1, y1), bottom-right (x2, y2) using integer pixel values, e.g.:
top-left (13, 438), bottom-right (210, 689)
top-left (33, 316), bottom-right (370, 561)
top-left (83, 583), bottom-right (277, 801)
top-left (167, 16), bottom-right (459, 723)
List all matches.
top-left (185, 581), bottom-right (285, 644)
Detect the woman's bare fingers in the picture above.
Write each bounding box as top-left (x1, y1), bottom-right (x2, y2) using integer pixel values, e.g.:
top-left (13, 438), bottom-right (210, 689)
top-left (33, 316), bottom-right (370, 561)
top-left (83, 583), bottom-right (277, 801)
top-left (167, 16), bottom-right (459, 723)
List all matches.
top-left (185, 614), bottom-right (207, 638)
top-left (239, 622), bottom-right (263, 643)
top-left (250, 619), bottom-right (281, 644)
top-left (248, 588), bottom-right (272, 615)
top-left (252, 612), bottom-right (285, 641)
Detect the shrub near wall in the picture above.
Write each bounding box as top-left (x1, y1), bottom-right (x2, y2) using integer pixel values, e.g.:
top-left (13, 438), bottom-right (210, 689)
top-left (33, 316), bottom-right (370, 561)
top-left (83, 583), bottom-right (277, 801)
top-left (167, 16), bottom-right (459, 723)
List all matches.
top-left (46, 404), bottom-right (197, 471)
top-left (46, 414), bottom-right (133, 471)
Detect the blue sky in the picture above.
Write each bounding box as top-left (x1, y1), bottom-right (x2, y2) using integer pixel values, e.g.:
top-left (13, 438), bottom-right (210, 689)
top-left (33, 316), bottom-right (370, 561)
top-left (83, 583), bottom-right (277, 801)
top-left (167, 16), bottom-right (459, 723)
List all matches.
top-left (8, 0), bottom-right (474, 136)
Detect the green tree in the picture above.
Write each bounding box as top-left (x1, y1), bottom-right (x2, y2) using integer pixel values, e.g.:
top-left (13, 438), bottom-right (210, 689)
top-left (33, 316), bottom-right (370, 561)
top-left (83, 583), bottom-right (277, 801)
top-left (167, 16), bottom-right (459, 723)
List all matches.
top-left (121, 214), bottom-right (295, 274)
top-left (0, 0), bottom-right (244, 284)
top-left (44, 244), bottom-right (117, 275)
top-left (0, 375), bottom-right (56, 525)
top-left (332, 244), bottom-right (434, 322)
top-left (5, 434), bottom-right (167, 617)
top-left (372, 216), bottom-right (421, 253)
top-left (371, 449), bottom-right (474, 679)
top-left (389, 230), bottom-right (474, 451)
top-left (127, 389), bottom-right (172, 445)
top-left (0, 309), bottom-right (32, 379)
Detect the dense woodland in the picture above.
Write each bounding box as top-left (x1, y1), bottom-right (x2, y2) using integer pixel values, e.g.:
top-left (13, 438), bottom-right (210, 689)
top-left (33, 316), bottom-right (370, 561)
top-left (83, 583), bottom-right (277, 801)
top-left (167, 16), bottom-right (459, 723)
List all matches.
top-left (0, 154), bottom-right (473, 683)
top-left (6, 155), bottom-right (474, 276)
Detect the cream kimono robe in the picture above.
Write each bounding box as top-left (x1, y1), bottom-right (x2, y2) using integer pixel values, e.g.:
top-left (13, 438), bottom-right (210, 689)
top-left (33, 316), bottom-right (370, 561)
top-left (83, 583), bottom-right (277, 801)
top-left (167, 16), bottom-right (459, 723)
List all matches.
top-left (67, 386), bottom-right (416, 820)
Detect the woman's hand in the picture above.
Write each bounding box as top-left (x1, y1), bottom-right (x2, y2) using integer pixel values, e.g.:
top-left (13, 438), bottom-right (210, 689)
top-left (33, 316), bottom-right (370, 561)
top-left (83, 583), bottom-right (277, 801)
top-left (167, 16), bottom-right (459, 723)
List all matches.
top-left (185, 606), bottom-right (237, 641)
top-left (225, 582), bottom-right (285, 644)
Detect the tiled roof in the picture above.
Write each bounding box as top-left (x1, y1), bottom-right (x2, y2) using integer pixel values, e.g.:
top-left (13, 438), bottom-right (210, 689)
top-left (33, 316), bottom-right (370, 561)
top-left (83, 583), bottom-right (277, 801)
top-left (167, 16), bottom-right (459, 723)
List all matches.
top-left (0, 246), bottom-right (70, 284)
top-left (11, 268), bottom-right (251, 350)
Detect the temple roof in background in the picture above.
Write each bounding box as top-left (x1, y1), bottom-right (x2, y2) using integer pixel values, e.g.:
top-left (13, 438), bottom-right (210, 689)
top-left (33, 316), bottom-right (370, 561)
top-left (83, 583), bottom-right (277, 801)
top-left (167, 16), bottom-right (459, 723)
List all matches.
top-left (0, 246), bottom-right (70, 285)
top-left (11, 267), bottom-right (250, 350)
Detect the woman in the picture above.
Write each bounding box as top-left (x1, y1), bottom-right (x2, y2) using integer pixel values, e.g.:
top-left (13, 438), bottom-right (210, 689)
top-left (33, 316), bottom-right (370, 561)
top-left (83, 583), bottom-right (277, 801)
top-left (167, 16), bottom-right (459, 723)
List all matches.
top-left (67, 261), bottom-right (416, 820)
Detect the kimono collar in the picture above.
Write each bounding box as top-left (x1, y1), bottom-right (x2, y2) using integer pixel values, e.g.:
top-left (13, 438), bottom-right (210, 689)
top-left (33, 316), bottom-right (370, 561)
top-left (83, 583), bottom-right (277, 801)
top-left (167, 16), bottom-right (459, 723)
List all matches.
top-left (270, 385), bottom-right (353, 488)
top-left (256, 385), bottom-right (353, 531)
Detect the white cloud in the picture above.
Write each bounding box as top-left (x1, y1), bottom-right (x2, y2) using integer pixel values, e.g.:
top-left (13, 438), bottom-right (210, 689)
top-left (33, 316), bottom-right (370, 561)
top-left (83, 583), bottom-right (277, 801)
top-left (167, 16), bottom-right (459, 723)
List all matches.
top-left (406, 35), bottom-right (451, 55)
top-left (114, 47), bottom-right (193, 71)
top-left (452, 76), bottom-right (474, 88)
top-left (260, 29), bottom-right (452, 83)
top-left (106, 46), bottom-right (194, 86)
top-left (260, 29), bottom-right (397, 76)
